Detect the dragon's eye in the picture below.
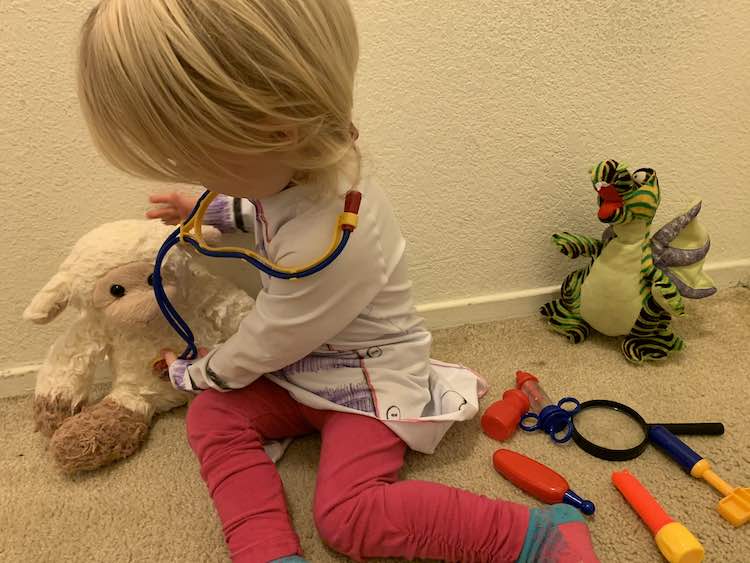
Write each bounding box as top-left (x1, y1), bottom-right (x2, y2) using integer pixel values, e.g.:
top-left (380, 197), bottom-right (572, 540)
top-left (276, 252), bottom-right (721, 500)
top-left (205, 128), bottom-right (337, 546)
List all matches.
top-left (632, 170), bottom-right (649, 184)
top-left (110, 284), bottom-right (126, 298)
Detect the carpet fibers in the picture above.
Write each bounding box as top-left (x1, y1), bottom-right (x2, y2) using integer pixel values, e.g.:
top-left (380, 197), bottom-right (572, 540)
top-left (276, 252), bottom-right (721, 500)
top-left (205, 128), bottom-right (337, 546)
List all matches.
top-left (1, 288), bottom-right (749, 562)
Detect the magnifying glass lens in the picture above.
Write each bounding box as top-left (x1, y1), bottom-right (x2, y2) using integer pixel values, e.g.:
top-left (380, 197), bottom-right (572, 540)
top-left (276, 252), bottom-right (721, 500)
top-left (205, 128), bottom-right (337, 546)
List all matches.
top-left (572, 406), bottom-right (645, 450)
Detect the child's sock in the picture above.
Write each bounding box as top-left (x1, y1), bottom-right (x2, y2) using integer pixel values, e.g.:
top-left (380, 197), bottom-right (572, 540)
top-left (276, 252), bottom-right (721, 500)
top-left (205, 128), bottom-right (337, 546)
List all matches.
top-left (270, 556), bottom-right (307, 563)
top-left (517, 504), bottom-right (598, 563)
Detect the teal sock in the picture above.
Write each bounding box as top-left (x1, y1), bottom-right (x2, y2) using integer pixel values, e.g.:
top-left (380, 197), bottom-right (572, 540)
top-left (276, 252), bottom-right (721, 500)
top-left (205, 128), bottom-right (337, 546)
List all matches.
top-left (270, 556), bottom-right (307, 563)
top-left (517, 504), bottom-right (597, 563)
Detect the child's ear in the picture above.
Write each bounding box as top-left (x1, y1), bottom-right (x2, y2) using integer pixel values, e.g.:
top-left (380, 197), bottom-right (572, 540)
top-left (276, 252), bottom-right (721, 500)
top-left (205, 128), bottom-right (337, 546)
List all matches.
top-left (271, 126), bottom-right (299, 146)
top-left (24, 272), bottom-right (72, 324)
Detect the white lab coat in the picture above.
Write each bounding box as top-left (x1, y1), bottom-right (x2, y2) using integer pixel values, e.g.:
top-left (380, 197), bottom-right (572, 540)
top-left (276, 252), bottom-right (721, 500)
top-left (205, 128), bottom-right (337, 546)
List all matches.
top-left (187, 179), bottom-right (487, 454)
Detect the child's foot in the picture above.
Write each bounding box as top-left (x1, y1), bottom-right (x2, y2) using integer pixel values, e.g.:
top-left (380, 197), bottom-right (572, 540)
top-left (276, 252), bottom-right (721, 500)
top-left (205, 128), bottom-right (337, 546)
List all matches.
top-left (270, 556), bottom-right (308, 563)
top-left (517, 504), bottom-right (598, 563)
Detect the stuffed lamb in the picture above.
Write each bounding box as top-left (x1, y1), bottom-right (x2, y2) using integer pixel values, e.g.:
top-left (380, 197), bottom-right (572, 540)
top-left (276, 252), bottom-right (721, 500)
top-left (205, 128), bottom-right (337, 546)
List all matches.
top-left (24, 219), bottom-right (253, 473)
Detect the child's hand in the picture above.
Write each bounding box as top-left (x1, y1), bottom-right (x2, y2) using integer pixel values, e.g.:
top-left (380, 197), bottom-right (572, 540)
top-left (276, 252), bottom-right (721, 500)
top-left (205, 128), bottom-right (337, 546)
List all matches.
top-left (155, 347), bottom-right (209, 391)
top-left (161, 347), bottom-right (209, 366)
top-left (153, 347), bottom-right (208, 378)
top-left (146, 192), bottom-right (198, 225)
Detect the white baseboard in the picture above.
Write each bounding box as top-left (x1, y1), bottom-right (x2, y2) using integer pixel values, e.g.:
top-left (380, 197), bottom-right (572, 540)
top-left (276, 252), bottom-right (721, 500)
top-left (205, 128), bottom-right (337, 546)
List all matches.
top-left (417, 285), bottom-right (560, 330)
top-left (416, 257), bottom-right (750, 329)
top-left (0, 365), bottom-right (111, 400)
top-left (704, 257), bottom-right (750, 287)
top-left (3, 258), bottom-right (748, 399)
top-left (0, 365), bottom-right (41, 400)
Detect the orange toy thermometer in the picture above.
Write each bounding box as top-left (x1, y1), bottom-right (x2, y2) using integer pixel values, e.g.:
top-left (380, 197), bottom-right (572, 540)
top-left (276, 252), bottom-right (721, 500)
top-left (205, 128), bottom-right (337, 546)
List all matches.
top-left (612, 469), bottom-right (704, 563)
top-left (493, 449), bottom-right (595, 515)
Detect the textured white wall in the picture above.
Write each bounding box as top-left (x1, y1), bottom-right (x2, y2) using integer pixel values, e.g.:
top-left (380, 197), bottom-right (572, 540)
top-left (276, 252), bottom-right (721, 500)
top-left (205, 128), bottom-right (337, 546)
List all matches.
top-left (2, 0), bottom-right (749, 369)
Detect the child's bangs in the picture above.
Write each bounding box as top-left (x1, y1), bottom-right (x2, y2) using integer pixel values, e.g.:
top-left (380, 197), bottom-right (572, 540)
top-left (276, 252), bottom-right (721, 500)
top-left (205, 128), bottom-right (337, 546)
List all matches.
top-left (78, 54), bottom-right (202, 183)
top-left (77, 0), bottom-right (361, 188)
top-left (77, 4), bottom-right (223, 183)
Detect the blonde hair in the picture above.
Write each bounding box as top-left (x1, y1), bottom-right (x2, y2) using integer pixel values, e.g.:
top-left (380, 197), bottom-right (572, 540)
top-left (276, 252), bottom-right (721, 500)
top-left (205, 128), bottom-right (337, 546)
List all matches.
top-left (78, 0), bottom-right (360, 188)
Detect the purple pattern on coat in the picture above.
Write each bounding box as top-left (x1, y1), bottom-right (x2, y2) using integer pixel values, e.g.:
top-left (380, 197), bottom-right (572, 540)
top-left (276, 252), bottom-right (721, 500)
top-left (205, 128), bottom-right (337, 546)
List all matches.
top-left (279, 354), bottom-right (362, 377)
top-left (169, 359), bottom-right (193, 391)
top-left (276, 354), bottom-right (375, 413)
top-left (317, 382), bottom-right (375, 413)
top-left (203, 195), bottom-right (236, 233)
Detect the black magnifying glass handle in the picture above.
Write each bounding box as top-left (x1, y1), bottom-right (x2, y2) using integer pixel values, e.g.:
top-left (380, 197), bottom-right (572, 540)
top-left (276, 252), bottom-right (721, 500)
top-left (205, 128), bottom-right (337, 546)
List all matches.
top-left (650, 422), bottom-right (725, 436)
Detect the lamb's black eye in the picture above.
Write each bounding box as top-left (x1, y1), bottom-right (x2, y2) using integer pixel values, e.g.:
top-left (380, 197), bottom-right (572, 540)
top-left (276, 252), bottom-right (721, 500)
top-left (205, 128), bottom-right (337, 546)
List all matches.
top-left (147, 273), bottom-right (154, 286)
top-left (110, 284), bottom-right (126, 298)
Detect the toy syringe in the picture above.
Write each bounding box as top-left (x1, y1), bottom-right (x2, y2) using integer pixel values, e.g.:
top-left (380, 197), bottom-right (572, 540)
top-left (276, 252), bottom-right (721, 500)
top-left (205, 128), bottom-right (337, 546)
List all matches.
top-left (493, 449), bottom-right (595, 515)
top-left (612, 469), bottom-right (704, 563)
top-left (516, 371), bottom-right (580, 443)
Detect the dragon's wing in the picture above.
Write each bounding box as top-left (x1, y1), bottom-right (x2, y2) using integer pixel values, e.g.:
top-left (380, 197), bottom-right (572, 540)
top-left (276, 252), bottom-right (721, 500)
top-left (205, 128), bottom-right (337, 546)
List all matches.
top-left (651, 199), bottom-right (717, 299)
top-left (601, 225), bottom-right (616, 247)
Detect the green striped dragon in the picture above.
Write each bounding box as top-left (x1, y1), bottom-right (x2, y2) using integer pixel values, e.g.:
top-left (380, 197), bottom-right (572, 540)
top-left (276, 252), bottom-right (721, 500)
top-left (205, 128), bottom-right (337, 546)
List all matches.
top-left (541, 159), bottom-right (716, 362)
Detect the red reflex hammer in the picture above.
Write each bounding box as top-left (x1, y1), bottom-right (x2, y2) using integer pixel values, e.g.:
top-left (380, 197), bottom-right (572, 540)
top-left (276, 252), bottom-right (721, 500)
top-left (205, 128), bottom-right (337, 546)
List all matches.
top-left (493, 449), bottom-right (595, 515)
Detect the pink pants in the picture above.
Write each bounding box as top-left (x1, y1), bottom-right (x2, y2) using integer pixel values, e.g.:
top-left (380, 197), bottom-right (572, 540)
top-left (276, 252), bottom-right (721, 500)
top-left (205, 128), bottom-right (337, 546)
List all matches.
top-left (186, 377), bottom-right (530, 563)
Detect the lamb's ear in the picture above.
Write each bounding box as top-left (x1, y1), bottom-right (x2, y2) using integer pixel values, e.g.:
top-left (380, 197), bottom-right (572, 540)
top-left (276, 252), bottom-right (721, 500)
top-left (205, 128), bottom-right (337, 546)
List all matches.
top-left (23, 272), bottom-right (72, 324)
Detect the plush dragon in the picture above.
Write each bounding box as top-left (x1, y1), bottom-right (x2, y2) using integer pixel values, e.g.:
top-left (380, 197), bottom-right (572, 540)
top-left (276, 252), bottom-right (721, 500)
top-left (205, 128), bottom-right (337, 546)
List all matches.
top-left (541, 159), bottom-right (716, 362)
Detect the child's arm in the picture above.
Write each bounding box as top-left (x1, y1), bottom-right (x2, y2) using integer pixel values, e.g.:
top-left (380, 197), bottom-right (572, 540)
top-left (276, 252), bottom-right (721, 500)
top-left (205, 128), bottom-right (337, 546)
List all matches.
top-left (182, 212), bottom-right (390, 392)
top-left (147, 192), bottom-right (255, 233)
top-left (201, 194), bottom-right (255, 233)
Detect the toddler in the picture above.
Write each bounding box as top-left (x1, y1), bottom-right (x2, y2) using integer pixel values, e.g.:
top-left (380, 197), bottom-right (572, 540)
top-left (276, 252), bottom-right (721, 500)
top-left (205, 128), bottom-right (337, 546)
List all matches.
top-left (78, 1), bottom-right (599, 562)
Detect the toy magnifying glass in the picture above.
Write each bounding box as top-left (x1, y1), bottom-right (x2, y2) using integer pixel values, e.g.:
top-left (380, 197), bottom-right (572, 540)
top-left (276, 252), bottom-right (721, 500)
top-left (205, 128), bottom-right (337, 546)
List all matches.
top-left (570, 399), bottom-right (724, 461)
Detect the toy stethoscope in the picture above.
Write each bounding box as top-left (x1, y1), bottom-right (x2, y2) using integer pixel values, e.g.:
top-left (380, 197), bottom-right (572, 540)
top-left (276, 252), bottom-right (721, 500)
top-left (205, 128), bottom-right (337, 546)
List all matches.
top-left (152, 188), bottom-right (362, 361)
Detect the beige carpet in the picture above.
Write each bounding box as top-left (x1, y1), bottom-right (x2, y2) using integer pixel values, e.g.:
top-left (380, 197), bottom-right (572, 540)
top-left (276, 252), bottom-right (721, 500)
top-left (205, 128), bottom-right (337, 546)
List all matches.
top-left (2, 287), bottom-right (749, 563)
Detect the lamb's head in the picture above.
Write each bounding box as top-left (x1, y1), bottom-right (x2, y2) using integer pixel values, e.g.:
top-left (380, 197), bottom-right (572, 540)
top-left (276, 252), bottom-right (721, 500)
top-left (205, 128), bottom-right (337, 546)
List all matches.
top-left (90, 259), bottom-right (168, 327)
top-left (24, 220), bottom-right (218, 328)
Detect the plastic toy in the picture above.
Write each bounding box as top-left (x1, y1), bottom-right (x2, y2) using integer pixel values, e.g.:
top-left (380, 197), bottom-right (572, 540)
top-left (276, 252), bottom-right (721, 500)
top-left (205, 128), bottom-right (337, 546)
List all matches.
top-left (23, 220), bottom-right (254, 473)
top-left (541, 160), bottom-right (716, 363)
top-left (516, 371), bottom-right (580, 443)
top-left (649, 425), bottom-right (750, 527)
top-left (612, 469), bottom-right (704, 563)
top-left (493, 449), bottom-right (595, 515)
top-left (481, 386), bottom-right (529, 441)
top-left (570, 399), bottom-right (724, 461)
top-left (154, 189), bottom-right (362, 360)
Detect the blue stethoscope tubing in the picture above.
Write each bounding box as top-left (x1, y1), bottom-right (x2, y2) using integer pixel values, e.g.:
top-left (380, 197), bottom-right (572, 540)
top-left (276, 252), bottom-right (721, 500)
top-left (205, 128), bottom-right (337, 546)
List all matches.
top-left (152, 190), bottom-right (358, 361)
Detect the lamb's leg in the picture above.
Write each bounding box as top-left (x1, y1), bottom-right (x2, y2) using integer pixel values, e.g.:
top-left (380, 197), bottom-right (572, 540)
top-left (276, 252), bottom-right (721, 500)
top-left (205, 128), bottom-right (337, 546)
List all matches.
top-left (49, 363), bottom-right (189, 473)
top-left (34, 318), bottom-right (105, 436)
top-left (49, 396), bottom-right (149, 473)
